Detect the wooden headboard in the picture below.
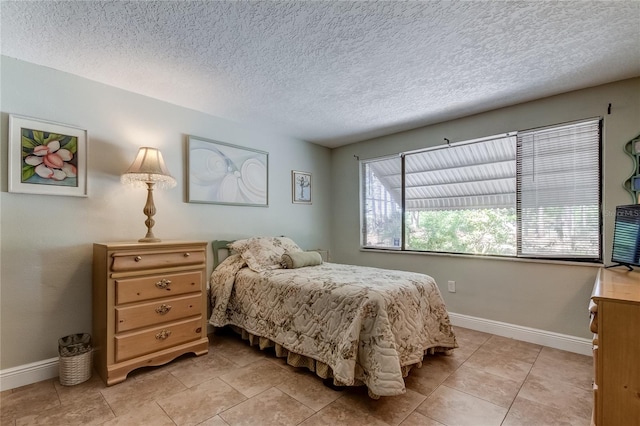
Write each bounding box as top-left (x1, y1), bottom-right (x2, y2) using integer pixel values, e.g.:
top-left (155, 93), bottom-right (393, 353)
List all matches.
top-left (211, 240), bottom-right (235, 268)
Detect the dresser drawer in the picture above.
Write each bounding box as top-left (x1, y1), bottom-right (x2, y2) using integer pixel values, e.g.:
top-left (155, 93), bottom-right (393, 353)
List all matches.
top-left (115, 271), bottom-right (202, 304)
top-left (111, 249), bottom-right (205, 272)
top-left (115, 293), bottom-right (202, 332)
top-left (115, 316), bottom-right (203, 362)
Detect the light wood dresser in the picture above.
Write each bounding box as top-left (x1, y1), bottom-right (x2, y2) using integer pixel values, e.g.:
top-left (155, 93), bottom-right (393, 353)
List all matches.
top-left (93, 241), bottom-right (209, 385)
top-left (589, 267), bottom-right (640, 426)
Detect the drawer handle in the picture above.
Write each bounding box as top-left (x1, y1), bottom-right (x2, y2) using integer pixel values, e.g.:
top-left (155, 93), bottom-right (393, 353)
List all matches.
top-left (155, 279), bottom-right (172, 289)
top-left (184, 252), bottom-right (190, 257)
top-left (155, 330), bottom-right (172, 340)
top-left (134, 256), bottom-right (142, 262)
top-left (155, 304), bottom-right (172, 315)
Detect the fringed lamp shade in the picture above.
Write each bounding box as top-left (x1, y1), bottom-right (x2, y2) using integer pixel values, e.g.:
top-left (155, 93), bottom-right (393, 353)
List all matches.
top-left (121, 147), bottom-right (176, 242)
top-left (121, 147), bottom-right (176, 189)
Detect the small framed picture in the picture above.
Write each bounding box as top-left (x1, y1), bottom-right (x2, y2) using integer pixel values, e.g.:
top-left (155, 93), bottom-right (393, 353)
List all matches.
top-left (8, 114), bottom-right (88, 197)
top-left (292, 170), bottom-right (311, 204)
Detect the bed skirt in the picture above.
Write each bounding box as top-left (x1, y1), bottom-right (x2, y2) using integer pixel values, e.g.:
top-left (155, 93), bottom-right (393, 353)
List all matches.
top-left (223, 325), bottom-right (453, 399)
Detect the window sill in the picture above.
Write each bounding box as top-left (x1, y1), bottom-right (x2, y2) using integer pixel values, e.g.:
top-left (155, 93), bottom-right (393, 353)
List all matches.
top-left (359, 247), bottom-right (604, 268)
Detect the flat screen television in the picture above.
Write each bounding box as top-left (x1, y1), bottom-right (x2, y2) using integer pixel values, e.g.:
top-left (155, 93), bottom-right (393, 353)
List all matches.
top-left (610, 204), bottom-right (640, 270)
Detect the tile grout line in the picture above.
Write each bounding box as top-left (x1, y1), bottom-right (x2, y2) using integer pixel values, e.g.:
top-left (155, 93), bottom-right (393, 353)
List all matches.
top-left (404, 333), bottom-right (490, 426)
top-left (154, 400), bottom-right (178, 426)
top-left (438, 333), bottom-right (535, 425)
top-left (498, 345), bottom-right (542, 426)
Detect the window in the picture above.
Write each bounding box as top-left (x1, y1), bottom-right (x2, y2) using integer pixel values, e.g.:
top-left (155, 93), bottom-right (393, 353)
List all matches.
top-left (361, 156), bottom-right (402, 248)
top-left (360, 118), bottom-right (602, 261)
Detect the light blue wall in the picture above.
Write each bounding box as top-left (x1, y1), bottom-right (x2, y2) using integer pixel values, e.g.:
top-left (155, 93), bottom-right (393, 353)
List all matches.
top-left (330, 78), bottom-right (640, 339)
top-left (0, 56), bottom-right (331, 369)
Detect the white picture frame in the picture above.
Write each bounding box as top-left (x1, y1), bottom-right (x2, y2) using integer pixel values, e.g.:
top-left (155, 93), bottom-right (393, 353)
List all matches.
top-left (8, 114), bottom-right (88, 197)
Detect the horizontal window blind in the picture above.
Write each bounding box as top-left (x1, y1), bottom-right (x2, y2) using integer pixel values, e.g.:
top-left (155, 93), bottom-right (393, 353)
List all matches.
top-left (516, 119), bottom-right (601, 258)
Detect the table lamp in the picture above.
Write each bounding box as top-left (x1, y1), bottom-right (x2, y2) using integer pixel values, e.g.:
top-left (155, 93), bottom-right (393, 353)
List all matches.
top-left (121, 147), bottom-right (176, 242)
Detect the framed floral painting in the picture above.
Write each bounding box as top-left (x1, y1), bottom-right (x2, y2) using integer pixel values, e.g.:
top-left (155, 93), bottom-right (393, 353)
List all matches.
top-left (8, 115), bottom-right (88, 197)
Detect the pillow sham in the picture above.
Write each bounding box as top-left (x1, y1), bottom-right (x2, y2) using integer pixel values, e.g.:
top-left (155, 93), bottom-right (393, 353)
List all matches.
top-left (281, 251), bottom-right (323, 269)
top-left (229, 236), bottom-right (303, 272)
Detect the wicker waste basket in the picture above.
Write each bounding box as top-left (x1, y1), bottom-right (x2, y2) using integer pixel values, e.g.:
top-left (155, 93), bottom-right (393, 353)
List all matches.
top-left (58, 333), bottom-right (92, 386)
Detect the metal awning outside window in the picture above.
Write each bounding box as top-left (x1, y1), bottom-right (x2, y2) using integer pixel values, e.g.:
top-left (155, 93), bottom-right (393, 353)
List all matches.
top-left (367, 135), bottom-right (517, 211)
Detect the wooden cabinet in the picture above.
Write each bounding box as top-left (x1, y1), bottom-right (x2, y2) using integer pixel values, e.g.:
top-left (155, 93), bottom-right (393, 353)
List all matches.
top-left (93, 241), bottom-right (209, 385)
top-left (590, 268), bottom-right (640, 426)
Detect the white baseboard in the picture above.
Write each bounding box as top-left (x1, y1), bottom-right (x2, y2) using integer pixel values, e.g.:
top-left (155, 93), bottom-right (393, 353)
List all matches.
top-left (449, 312), bottom-right (592, 356)
top-left (0, 314), bottom-right (592, 391)
top-left (0, 357), bottom-right (59, 392)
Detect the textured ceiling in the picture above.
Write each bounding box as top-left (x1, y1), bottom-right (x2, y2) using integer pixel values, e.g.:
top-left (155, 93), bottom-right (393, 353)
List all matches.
top-left (1, 1), bottom-right (639, 148)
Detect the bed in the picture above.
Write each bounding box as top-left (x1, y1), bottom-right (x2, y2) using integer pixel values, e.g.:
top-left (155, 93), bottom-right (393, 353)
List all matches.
top-left (208, 236), bottom-right (457, 398)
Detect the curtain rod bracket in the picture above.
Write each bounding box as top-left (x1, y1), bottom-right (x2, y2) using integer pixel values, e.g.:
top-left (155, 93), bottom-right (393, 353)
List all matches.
top-left (354, 155), bottom-right (360, 160)
top-left (444, 138), bottom-right (450, 147)
top-left (608, 103), bottom-right (612, 115)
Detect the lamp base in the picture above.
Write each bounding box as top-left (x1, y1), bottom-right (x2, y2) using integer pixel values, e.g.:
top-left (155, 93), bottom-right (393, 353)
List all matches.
top-left (139, 237), bottom-right (161, 243)
top-left (139, 182), bottom-right (161, 243)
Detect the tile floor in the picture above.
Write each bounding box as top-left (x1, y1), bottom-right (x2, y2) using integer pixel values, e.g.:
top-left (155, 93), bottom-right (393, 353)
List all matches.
top-left (0, 327), bottom-right (593, 426)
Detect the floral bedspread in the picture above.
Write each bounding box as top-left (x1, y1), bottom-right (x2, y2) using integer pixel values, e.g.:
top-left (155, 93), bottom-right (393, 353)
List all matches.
top-left (209, 255), bottom-right (457, 396)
